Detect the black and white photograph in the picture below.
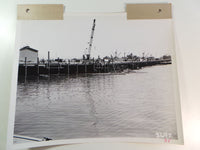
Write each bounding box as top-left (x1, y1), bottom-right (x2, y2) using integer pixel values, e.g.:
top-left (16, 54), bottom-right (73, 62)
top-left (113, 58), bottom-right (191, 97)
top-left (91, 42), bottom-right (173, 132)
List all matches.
top-left (13, 14), bottom-right (183, 144)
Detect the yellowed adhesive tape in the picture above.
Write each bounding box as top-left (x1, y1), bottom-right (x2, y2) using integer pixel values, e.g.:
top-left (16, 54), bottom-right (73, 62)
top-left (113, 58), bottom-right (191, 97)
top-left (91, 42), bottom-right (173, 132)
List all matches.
top-left (17, 4), bottom-right (64, 20)
top-left (126, 3), bottom-right (172, 19)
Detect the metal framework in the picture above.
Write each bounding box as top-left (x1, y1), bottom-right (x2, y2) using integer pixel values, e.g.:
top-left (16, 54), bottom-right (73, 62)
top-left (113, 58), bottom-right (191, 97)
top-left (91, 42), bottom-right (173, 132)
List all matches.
top-left (86, 19), bottom-right (96, 60)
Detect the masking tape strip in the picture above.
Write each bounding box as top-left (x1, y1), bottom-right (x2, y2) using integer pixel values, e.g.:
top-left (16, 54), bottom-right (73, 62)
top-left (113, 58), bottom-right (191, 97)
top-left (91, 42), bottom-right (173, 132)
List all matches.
top-left (126, 3), bottom-right (172, 19)
top-left (17, 4), bottom-right (64, 20)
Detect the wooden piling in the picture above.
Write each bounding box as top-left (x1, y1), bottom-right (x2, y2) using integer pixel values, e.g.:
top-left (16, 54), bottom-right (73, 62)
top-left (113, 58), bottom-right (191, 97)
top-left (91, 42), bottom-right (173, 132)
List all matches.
top-left (58, 57), bottom-right (60, 75)
top-left (93, 58), bottom-right (95, 72)
top-left (85, 62), bottom-right (87, 74)
top-left (24, 57), bottom-right (27, 82)
top-left (112, 58), bottom-right (116, 72)
top-left (48, 51), bottom-right (50, 75)
top-left (68, 60), bottom-right (70, 76)
top-left (58, 63), bottom-right (60, 75)
top-left (131, 55), bottom-right (134, 69)
top-left (76, 63), bottom-right (78, 74)
top-left (106, 64), bottom-right (108, 73)
top-left (37, 57), bottom-right (39, 75)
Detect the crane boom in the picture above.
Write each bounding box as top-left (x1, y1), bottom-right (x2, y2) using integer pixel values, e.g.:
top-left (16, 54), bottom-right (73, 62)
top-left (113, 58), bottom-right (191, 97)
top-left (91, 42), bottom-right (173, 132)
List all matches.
top-left (86, 19), bottom-right (96, 60)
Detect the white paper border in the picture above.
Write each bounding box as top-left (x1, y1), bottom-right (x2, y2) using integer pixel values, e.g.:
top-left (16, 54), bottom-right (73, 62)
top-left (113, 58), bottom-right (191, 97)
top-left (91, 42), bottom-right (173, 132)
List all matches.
top-left (7, 12), bottom-right (184, 150)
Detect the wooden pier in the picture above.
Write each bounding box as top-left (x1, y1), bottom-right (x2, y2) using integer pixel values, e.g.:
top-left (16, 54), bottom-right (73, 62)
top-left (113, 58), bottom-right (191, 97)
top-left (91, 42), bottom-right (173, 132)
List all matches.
top-left (18, 59), bottom-right (172, 77)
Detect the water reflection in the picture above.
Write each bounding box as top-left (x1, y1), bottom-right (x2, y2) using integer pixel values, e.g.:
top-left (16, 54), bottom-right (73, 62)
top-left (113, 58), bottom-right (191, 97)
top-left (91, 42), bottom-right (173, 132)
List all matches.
top-left (15, 65), bottom-right (177, 140)
top-left (85, 77), bottom-right (99, 136)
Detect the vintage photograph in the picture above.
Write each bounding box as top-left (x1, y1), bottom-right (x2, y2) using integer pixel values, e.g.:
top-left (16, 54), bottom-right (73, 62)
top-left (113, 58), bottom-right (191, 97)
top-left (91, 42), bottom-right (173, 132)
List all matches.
top-left (14, 14), bottom-right (182, 144)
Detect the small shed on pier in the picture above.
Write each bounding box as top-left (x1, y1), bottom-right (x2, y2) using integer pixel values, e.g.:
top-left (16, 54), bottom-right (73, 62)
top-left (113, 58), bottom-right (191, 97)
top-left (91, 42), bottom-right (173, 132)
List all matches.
top-left (19, 46), bottom-right (38, 64)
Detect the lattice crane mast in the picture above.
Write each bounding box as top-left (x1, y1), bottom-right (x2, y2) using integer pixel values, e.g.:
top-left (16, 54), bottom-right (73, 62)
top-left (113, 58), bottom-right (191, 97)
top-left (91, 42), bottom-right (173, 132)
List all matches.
top-left (86, 19), bottom-right (96, 60)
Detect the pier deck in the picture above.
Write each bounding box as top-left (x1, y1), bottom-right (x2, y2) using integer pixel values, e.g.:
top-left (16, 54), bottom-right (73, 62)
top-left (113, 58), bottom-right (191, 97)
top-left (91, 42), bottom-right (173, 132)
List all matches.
top-left (18, 59), bottom-right (171, 76)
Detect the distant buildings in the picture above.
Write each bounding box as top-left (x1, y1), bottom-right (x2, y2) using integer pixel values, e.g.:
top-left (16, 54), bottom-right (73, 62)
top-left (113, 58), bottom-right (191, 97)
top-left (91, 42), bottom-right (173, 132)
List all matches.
top-left (19, 46), bottom-right (38, 63)
top-left (18, 46), bottom-right (171, 65)
top-left (162, 55), bottom-right (171, 60)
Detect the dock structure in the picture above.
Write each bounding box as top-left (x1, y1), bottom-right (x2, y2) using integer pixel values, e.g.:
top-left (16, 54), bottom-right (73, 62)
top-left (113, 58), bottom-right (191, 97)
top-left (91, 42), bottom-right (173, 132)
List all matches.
top-left (18, 58), bottom-right (172, 77)
top-left (18, 19), bottom-right (172, 78)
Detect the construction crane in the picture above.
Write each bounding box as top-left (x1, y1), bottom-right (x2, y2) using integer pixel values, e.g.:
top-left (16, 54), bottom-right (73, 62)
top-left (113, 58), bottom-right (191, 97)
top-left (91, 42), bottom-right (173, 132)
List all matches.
top-left (85, 19), bottom-right (96, 60)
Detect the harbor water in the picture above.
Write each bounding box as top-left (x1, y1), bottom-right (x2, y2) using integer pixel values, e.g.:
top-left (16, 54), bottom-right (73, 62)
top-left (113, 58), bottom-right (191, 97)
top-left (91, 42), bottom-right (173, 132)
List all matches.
top-left (14, 65), bottom-right (177, 140)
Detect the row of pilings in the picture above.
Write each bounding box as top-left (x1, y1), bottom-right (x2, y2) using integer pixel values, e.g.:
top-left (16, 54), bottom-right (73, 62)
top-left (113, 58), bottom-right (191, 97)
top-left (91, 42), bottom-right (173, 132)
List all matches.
top-left (18, 59), bottom-right (171, 78)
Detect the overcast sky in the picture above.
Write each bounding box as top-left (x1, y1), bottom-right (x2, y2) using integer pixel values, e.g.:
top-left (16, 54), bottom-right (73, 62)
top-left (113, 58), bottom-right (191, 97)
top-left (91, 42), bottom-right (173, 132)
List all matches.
top-left (16, 14), bottom-right (174, 59)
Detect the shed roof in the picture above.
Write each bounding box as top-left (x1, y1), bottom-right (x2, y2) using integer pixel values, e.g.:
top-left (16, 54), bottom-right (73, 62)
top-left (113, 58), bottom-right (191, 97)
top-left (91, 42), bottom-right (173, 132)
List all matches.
top-left (20, 46), bottom-right (38, 52)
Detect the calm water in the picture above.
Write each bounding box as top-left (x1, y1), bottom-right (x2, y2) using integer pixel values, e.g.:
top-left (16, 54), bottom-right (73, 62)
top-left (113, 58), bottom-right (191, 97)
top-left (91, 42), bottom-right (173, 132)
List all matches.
top-left (14, 65), bottom-right (177, 140)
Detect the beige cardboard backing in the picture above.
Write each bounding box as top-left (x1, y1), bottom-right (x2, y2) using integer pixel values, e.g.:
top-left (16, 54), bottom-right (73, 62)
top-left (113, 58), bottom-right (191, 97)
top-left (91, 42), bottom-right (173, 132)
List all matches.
top-left (126, 3), bottom-right (172, 19)
top-left (17, 4), bottom-right (64, 20)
